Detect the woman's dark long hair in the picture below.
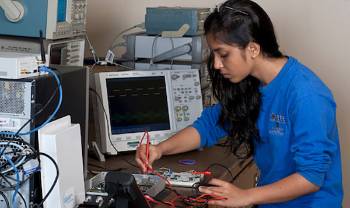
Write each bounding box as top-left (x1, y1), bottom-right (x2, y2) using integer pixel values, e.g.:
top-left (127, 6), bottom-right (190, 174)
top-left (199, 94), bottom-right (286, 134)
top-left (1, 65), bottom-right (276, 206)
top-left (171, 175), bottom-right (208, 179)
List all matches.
top-left (204, 0), bottom-right (283, 158)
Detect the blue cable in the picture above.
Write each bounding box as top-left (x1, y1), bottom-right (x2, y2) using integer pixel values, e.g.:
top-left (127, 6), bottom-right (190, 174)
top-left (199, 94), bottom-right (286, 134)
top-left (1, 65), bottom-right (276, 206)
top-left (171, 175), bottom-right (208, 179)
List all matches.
top-left (0, 66), bottom-right (63, 136)
top-left (4, 155), bottom-right (20, 208)
top-left (0, 142), bottom-right (27, 174)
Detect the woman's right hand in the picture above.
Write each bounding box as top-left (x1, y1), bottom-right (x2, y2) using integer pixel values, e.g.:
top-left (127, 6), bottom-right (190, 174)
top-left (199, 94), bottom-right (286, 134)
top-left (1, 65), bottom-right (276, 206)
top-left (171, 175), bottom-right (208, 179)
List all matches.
top-left (135, 144), bottom-right (163, 173)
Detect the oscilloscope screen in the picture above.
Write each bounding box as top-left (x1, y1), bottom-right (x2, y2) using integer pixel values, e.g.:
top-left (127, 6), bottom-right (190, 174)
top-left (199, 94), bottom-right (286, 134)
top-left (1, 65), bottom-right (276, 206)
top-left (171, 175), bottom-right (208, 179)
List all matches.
top-left (106, 76), bottom-right (171, 134)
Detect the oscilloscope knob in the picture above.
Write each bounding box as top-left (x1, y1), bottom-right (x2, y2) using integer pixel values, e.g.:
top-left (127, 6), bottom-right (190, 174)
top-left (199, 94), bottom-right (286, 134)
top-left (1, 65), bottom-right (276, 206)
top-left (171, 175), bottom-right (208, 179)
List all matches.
top-left (171, 74), bottom-right (180, 80)
top-left (1, 0), bottom-right (25, 22)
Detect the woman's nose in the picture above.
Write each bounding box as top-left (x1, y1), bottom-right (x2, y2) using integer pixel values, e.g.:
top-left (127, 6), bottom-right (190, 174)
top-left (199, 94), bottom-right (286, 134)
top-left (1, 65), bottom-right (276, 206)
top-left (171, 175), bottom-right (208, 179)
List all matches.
top-left (214, 56), bottom-right (224, 70)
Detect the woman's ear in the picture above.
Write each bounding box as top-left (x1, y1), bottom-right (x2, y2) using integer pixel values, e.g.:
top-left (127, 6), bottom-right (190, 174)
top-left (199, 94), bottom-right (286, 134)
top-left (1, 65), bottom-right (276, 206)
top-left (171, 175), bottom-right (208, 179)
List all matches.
top-left (247, 42), bottom-right (260, 58)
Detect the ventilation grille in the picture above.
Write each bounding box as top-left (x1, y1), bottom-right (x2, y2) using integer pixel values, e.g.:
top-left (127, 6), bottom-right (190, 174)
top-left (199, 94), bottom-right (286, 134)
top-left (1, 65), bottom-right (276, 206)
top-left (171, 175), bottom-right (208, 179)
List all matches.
top-left (0, 81), bottom-right (26, 115)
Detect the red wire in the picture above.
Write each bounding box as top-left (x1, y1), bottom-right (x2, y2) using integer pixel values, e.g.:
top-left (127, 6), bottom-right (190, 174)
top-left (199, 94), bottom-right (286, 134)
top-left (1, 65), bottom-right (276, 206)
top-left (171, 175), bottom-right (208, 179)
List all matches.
top-left (139, 130), bottom-right (151, 172)
top-left (146, 131), bottom-right (150, 165)
top-left (139, 132), bottom-right (179, 207)
top-left (144, 195), bottom-right (163, 206)
top-left (139, 130), bottom-right (147, 145)
top-left (192, 193), bottom-right (227, 202)
top-left (139, 130), bottom-right (223, 206)
top-left (144, 195), bottom-right (176, 208)
top-left (192, 170), bottom-right (212, 176)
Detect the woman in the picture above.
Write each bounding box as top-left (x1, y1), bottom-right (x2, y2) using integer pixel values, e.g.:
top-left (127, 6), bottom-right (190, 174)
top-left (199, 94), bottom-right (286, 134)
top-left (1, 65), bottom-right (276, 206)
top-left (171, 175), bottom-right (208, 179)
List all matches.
top-left (135, 0), bottom-right (343, 207)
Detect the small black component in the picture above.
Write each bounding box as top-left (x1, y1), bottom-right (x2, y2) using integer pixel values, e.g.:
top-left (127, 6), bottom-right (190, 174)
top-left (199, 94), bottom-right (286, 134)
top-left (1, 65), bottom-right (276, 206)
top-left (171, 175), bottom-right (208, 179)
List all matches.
top-left (78, 201), bottom-right (100, 208)
top-left (104, 172), bottom-right (150, 208)
top-left (198, 174), bottom-right (214, 187)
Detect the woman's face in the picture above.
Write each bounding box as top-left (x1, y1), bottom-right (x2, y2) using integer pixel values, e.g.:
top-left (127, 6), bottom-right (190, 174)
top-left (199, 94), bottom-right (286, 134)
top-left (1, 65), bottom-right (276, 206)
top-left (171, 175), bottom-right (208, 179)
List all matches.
top-left (206, 34), bottom-right (254, 83)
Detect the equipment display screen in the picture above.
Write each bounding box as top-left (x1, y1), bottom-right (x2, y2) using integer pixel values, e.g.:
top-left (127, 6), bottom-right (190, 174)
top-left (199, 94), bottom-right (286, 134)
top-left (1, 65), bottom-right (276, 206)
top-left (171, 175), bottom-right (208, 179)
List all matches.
top-left (50, 43), bottom-right (67, 65)
top-left (57, 0), bottom-right (68, 22)
top-left (106, 76), bottom-right (171, 134)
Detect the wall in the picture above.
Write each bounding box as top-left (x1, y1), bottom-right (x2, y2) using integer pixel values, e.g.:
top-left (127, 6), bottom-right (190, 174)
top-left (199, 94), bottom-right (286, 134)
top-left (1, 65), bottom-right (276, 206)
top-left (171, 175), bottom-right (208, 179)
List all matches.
top-left (86, 0), bottom-right (350, 206)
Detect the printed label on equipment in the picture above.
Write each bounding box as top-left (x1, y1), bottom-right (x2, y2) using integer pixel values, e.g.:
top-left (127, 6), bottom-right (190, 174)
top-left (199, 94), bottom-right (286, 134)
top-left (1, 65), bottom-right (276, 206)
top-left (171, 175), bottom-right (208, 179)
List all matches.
top-left (0, 117), bottom-right (21, 129)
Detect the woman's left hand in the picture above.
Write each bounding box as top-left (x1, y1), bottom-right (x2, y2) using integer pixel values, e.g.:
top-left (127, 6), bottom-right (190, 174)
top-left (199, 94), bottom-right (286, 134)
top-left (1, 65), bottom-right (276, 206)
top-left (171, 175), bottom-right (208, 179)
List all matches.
top-left (199, 178), bottom-right (253, 208)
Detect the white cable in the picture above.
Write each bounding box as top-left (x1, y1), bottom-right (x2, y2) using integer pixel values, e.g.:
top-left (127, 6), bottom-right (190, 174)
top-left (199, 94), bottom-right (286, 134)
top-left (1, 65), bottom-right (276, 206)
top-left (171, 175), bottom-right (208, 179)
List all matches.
top-left (149, 36), bottom-right (175, 70)
top-left (149, 35), bottom-right (159, 70)
top-left (85, 33), bottom-right (100, 63)
top-left (108, 23), bottom-right (145, 50)
top-left (170, 37), bottom-right (174, 70)
top-left (105, 23), bottom-right (145, 64)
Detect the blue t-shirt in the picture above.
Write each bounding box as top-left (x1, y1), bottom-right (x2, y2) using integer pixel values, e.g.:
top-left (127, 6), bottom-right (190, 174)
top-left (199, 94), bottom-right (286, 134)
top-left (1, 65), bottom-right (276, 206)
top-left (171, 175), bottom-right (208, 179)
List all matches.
top-left (192, 57), bottom-right (343, 207)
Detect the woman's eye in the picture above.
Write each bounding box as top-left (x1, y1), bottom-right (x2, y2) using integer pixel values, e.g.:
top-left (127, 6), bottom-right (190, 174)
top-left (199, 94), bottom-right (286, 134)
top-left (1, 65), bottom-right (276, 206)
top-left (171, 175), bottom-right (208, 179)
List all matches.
top-left (220, 54), bottom-right (228, 59)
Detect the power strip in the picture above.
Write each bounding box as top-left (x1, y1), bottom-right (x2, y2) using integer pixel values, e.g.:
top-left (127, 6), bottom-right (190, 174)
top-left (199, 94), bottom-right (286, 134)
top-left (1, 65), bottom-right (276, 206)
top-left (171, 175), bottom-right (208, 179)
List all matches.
top-left (165, 171), bottom-right (204, 188)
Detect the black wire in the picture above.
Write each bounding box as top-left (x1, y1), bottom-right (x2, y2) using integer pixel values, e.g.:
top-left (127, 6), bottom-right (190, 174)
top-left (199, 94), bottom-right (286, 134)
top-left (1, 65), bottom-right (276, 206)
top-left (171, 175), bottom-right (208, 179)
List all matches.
top-left (0, 70), bottom-right (61, 139)
top-left (89, 87), bottom-right (153, 171)
top-left (0, 190), bottom-right (10, 208)
top-left (33, 152), bottom-right (59, 208)
top-left (90, 88), bottom-right (143, 171)
top-left (163, 186), bottom-right (182, 198)
top-left (188, 163), bottom-right (237, 198)
top-left (182, 197), bottom-right (208, 208)
top-left (0, 80), bottom-right (57, 160)
top-left (191, 181), bottom-right (201, 196)
top-left (18, 191), bottom-right (28, 208)
top-left (0, 173), bottom-right (33, 192)
top-left (0, 154), bottom-right (37, 191)
top-left (0, 154), bottom-right (26, 173)
top-left (13, 137), bottom-right (37, 153)
top-left (0, 134), bottom-right (21, 160)
top-left (14, 87), bottom-right (59, 136)
top-left (88, 162), bottom-right (106, 170)
top-left (0, 172), bottom-right (13, 187)
top-left (0, 148), bottom-right (36, 191)
top-left (205, 163), bottom-right (235, 183)
top-left (14, 67), bottom-right (63, 136)
top-left (0, 136), bottom-right (37, 170)
top-left (0, 69), bottom-right (61, 206)
top-left (0, 143), bottom-right (12, 169)
top-left (0, 141), bottom-right (11, 159)
top-left (230, 158), bottom-right (254, 183)
top-left (89, 88), bottom-right (120, 154)
top-left (39, 30), bottom-right (46, 63)
top-left (0, 172), bottom-right (17, 183)
top-left (0, 73), bottom-right (58, 191)
top-left (87, 163), bottom-right (125, 172)
top-left (188, 161), bottom-right (254, 204)
top-left (121, 158), bottom-right (139, 169)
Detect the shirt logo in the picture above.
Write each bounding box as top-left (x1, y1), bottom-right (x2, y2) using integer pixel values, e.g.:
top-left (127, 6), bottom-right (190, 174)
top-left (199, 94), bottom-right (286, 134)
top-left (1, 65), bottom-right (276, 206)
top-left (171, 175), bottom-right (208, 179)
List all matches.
top-left (269, 113), bottom-right (286, 136)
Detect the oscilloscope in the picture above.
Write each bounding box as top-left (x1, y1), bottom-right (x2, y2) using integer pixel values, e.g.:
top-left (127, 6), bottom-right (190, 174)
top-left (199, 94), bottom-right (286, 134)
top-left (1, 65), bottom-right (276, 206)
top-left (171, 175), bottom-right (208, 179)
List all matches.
top-left (93, 69), bottom-right (203, 154)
